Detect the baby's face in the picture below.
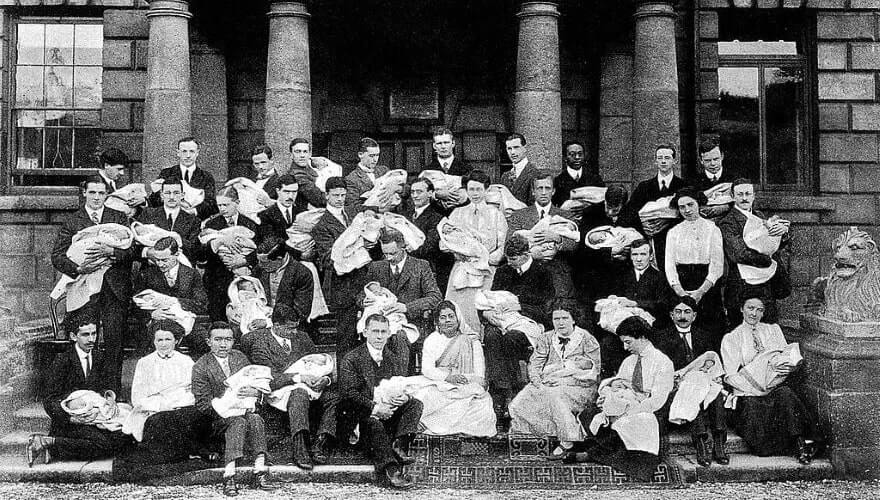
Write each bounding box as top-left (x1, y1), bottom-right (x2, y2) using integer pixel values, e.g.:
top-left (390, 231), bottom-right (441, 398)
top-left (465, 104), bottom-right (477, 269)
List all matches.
top-left (238, 282), bottom-right (257, 293)
top-left (441, 224), bottom-right (455, 235)
top-left (700, 360), bottom-right (715, 371)
top-left (609, 379), bottom-right (627, 390)
top-left (366, 283), bottom-right (381, 293)
top-left (68, 398), bottom-right (88, 411)
top-left (588, 231), bottom-right (610, 245)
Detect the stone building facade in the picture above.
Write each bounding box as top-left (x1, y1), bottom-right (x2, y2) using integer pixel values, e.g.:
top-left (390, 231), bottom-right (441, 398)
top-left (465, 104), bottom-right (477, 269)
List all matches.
top-left (0, 0), bottom-right (879, 328)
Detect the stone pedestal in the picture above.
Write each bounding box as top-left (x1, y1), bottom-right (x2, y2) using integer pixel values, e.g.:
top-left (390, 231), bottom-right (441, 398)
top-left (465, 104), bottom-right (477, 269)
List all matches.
top-left (265, 1), bottom-right (312, 166)
top-left (799, 313), bottom-right (880, 478)
top-left (632, 1), bottom-right (680, 181)
top-left (143, 0), bottom-right (193, 180)
top-left (513, 1), bottom-right (562, 173)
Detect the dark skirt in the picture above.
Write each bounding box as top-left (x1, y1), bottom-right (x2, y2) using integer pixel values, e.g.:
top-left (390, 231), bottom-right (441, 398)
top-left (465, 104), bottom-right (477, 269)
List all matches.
top-left (676, 263), bottom-right (726, 349)
top-left (136, 406), bottom-right (214, 463)
top-left (733, 386), bottom-right (820, 457)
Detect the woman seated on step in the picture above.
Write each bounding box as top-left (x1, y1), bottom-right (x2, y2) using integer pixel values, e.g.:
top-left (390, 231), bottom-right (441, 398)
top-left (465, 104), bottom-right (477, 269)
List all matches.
top-left (720, 294), bottom-right (823, 464)
top-left (508, 303), bottom-right (601, 458)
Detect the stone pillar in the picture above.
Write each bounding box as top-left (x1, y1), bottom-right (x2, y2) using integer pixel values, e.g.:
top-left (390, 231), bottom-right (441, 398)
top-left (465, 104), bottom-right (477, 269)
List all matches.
top-left (632, 0), bottom-right (680, 181)
top-left (142, 0), bottom-right (193, 180)
top-left (800, 314), bottom-right (880, 478)
top-left (513, 1), bottom-right (562, 173)
top-left (265, 1), bottom-right (312, 168)
top-left (191, 38), bottom-right (228, 181)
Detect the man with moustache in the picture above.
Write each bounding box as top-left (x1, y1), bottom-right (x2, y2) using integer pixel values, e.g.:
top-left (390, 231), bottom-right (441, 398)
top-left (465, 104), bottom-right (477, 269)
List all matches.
top-left (250, 144), bottom-right (281, 199)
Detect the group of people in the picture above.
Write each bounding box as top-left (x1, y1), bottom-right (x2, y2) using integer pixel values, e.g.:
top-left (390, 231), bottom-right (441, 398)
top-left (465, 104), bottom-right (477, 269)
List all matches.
top-left (34, 129), bottom-right (822, 493)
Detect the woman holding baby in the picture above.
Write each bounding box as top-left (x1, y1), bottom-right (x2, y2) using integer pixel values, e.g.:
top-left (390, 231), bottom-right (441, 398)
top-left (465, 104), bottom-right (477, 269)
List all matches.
top-left (721, 295), bottom-right (822, 464)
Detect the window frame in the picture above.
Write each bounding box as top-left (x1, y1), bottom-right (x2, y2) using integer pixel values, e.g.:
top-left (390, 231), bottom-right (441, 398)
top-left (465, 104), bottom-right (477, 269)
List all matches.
top-left (5, 15), bottom-right (104, 195)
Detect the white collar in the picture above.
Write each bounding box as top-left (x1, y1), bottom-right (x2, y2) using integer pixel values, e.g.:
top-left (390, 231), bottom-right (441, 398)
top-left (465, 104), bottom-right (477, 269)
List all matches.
top-left (258, 168), bottom-right (277, 180)
top-left (657, 171), bottom-right (674, 188)
top-left (212, 353), bottom-right (230, 367)
top-left (391, 255), bottom-right (407, 273)
top-left (517, 256), bottom-right (533, 274)
top-left (567, 166), bottom-right (582, 180)
top-left (439, 155), bottom-right (455, 168)
top-left (271, 331), bottom-right (290, 348)
top-left (164, 262), bottom-right (180, 279)
top-left (164, 206), bottom-right (181, 218)
top-left (414, 203), bottom-right (429, 218)
top-left (86, 206), bottom-right (103, 220)
top-left (276, 201), bottom-right (294, 214)
top-left (327, 205), bottom-right (345, 219)
top-left (74, 343), bottom-right (92, 360)
top-left (674, 326), bottom-right (691, 334)
top-left (180, 164), bottom-right (196, 174)
top-left (705, 168), bottom-right (722, 181)
top-left (359, 164), bottom-right (375, 175)
top-left (513, 158), bottom-right (529, 176)
top-left (366, 343), bottom-right (383, 363)
top-left (634, 267), bottom-right (647, 279)
top-left (735, 205), bottom-right (753, 217)
top-left (534, 202), bottom-right (552, 215)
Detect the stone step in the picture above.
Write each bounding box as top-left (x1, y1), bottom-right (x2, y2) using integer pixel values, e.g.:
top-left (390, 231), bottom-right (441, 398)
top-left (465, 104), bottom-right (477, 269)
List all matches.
top-left (667, 430), bottom-right (749, 456)
top-left (0, 431), bottom-right (39, 457)
top-left (672, 454), bottom-right (834, 483)
top-left (13, 403), bottom-right (49, 434)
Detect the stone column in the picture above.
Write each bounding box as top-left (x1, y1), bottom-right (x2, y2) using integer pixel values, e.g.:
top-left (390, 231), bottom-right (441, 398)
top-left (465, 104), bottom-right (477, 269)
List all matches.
top-left (513, 1), bottom-right (562, 173)
top-left (265, 1), bottom-right (312, 167)
top-left (142, 0), bottom-right (193, 180)
top-left (191, 38), bottom-right (228, 181)
top-left (632, 0), bottom-right (680, 181)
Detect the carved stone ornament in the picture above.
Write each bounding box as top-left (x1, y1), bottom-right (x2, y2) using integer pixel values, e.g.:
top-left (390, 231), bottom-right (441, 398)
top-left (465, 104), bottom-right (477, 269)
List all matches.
top-left (812, 226), bottom-right (880, 323)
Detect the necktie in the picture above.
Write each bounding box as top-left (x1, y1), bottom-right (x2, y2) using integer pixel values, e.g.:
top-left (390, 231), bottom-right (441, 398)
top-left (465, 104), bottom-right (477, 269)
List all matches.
top-left (167, 213), bottom-right (174, 229)
top-left (661, 180), bottom-right (667, 191)
top-left (85, 354), bottom-right (91, 378)
top-left (558, 337), bottom-right (570, 357)
top-left (283, 339), bottom-right (291, 354)
top-left (166, 272), bottom-right (176, 288)
top-left (109, 181), bottom-right (117, 193)
top-left (751, 327), bottom-right (765, 353)
top-left (539, 209), bottom-right (546, 219)
top-left (226, 217), bottom-right (235, 227)
top-left (286, 207), bottom-right (293, 226)
top-left (341, 210), bottom-right (348, 226)
top-left (392, 264), bottom-right (400, 278)
top-left (681, 332), bottom-right (694, 361)
top-left (632, 355), bottom-right (644, 393)
top-left (184, 170), bottom-right (191, 185)
top-left (220, 359), bottom-right (230, 378)
top-left (90, 212), bottom-right (100, 225)
top-left (711, 175), bottom-right (718, 183)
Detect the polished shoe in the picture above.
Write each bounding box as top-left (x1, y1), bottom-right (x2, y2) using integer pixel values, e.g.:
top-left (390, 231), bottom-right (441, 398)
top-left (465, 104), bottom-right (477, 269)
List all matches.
top-left (384, 466), bottom-right (414, 489)
top-left (253, 470), bottom-right (279, 491)
top-left (693, 434), bottom-right (711, 468)
top-left (391, 437), bottom-right (415, 465)
top-left (291, 432), bottom-right (314, 470)
top-left (310, 433), bottom-right (331, 465)
top-left (548, 444), bottom-right (571, 461)
top-left (712, 432), bottom-right (730, 465)
top-left (26, 434), bottom-right (50, 468)
top-left (222, 476), bottom-right (239, 497)
top-left (796, 437), bottom-right (815, 465)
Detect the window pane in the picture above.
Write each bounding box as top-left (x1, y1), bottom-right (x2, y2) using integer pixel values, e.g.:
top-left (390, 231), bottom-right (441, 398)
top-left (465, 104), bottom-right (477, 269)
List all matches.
top-left (74, 24), bottom-right (103, 66)
top-left (17, 110), bottom-right (45, 127)
top-left (74, 67), bottom-right (102, 108)
top-left (45, 66), bottom-right (73, 107)
top-left (16, 127), bottom-right (43, 170)
top-left (46, 110), bottom-right (74, 127)
top-left (45, 24), bottom-right (74, 65)
top-left (44, 127), bottom-right (73, 169)
top-left (718, 41), bottom-right (797, 56)
top-left (74, 128), bottom-right (101, 169)
top-left (17, 24), bottom-right (44, 65)
top-left (15, 66), bottom-right (44, 107)
top-left (718, 67), bottom-right (761, 183)
top-left (765, 67), bottom-right (803, 186)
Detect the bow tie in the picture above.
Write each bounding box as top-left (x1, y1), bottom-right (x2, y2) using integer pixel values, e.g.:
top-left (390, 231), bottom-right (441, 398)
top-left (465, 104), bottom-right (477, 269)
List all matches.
top-left (158, 353), bottom-right (173, 360)
top-left (558, 337), bottom-right (570, 346)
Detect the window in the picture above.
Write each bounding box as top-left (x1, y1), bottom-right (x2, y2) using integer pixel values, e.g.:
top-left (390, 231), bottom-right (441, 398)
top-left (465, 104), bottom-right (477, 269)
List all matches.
top-left (717, 13), bottom-right (813, 192)
top-left (11, 19), bottom-right (103, 188)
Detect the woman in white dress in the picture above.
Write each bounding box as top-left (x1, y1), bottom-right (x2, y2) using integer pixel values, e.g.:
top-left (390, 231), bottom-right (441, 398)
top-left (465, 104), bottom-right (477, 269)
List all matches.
top-left (445, 170), bottom-right (507, 333)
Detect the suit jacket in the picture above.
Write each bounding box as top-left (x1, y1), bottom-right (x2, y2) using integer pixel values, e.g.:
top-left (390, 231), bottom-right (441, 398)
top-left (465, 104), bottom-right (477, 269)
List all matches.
top-left (256, 172), bottom-right (281, 200)
top-left (339, 333), bottom-right (410, 419)
top-left (43, 345), bottom-right (112, 429)
top-left (422, 156), bottom-right (471, 177)
top-left (256, 201), bottom-right (309, 257)
top-left (290, 162), bottom-right (327, 208)
top-left (274, 259), bottom-right (314, 323)
top-left (51, 207), bottom-right (134, 301)
top-left (401, 204), bottom-right (453, 284)
top-left (136, 206), bottom-right (201, 262)
top-left (192, 349), bottom-right (250, 418)
top-left (135, 262), bottom-right (207, 315)
top-left (200, 213), bottom-right (260, 291)
top-left (688, 168), bottom-right (737, 193)
top-left (652, 326), bottom-right (716, 370)
top-left (500, 161), bottom-right (540, 205)
top-left (358, 257), bottom-right (442, 322)
top-left (718, 207), bottom-right (789, 282)
top-left (552, 166), bottom-right (605, 207)
top-left (492, 260), bottom-right (556, 326)
top-left (311, 209), bottom-right (369, 309)
top-left (506, 205), bottom-right (577, 253)
top-left (617, 266), bottom-right (672, 328)
top-left (249, 329), bottom-right (317, 391)
top-left (628, 174), bottom-right (687, 215)
top-left (149, 165), bottom-right (218, 220)
top-left (345, 165), bottom-right (390, 208)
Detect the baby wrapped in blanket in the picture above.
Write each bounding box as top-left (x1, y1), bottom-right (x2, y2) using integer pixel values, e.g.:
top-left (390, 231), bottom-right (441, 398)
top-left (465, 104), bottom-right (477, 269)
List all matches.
top-left (151, 178), bottom-right (204, 212)
top-left (513, 215), bottom-right (580, 260)
top-left (486, 184), bottom-right (527, 215)
top-left (589, 377), bottom-right (659, 453)
top-left (594, 295), bottom-right (656, 334)
top-left (62, 389), bottom-right (133, 433)
top-left (211, 364), bottom-right (273, 418)
top-left (224, 177), bottom-right (273, 223)
top-left (560, 186), bottom-right (608, 215)
top-left (225, 276), bottom-right (272, 334)
top-left (330, 211), bottom-right (384, 274)
top-left (437, 218), bottom-right (491, 291)
top-left (361, 169), bottom-right (408, 211)
top-left (268, 353), bottom-right (335, 410)
top-left (704, 182), bottom-right (734, 206)
top-left (133, 289), bottom-right (196, 334)
top-left (584, 225), bottom-right (644, 251)
top-left (310, 156), bottom-right (343, 194)
top-left (726, 343), bottom-right (802, 398)
top-left (669, 352), bottom-right (724, 425)
top-left (130, 221), bottom-right (192, 267)
top-left (638, 195), bottom-right (680, 235)
top-left (418, 170), bottom-right (463, 200)
top-left (357, 282), bottom-right (420, 343)
top-left (51, 223), bottom-right (135, 312)
top-left (737, 214), bottom-right (790, 285)
top-left (104, 183), bottom-right (148, 217)
top-left (474, 290), bottom-right (544, 348)
top-left (285, 208), bottom-right (326, 252)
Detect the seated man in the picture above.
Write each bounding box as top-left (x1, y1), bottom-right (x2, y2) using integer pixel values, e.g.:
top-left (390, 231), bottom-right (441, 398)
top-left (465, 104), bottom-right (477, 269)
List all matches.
top-left (29, 320), bottom-right (132, 465)
top-left (251, 305), bottom-right (337, 470)
top-left (400, 177), bottom-right (453, 292)
top-left (652, 297), bottom-right (728, 467)
top-left (138, 178), bottom-right (201, 262)
top-left (192, 323), bottom-right (278, 496)
top-left (339, 314), bottom-right (423, 489)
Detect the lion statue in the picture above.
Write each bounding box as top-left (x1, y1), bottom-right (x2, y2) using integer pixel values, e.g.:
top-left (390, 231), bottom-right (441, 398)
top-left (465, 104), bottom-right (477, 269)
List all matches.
top-left (812, 227), bottom-right (880, 322)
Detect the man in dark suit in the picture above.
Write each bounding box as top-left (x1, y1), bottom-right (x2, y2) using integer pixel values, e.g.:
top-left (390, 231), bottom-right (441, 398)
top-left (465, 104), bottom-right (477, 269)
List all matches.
top-left (345, 137), bottom-right (389, 209)
top-left (400, 178), bottom-right (452, 292)
top-left (690, 139), bottom-right (737, 221)
top-left (97, 148), bottom-right (128, 195)
top-left (339, 314), bottom-right (422, 489)
top-left (289, 138), bottom-right (327, 208)
top-left (256, 174), bottom-right (310, 260)
top-left (148, 136), bottom-right (218, 220)
top-left (29, 321), bottom-right (133, 465)
top-left (627, 143), bottom-right (686, 269)
top-left (423, 127), bottom-right (471, 176)
top-left (652, 297), bottom-right (728, 467)
top-left (137, 178), bottom-right (201, 262)
top-left (718, 178), bottom-right (791, 327)
top-left (274, 259), bottom-right (314, 327)
top-left (500, 133), bottom-right (540, 205)
top-left (192, 323), bottom-right (277, 496)
top-left (251, 306), bottom-right (337, 469)
top-left (552, 140), bottom-right (604, 207)
top-left (250, 144), bottom-right (281, 199)
top-left (52, 177), bottom-right (134, 394)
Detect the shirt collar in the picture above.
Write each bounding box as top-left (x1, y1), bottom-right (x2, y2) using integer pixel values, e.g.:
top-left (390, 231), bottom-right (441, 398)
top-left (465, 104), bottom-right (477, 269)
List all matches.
top-left (366, 343), bottom-right (383, 363)
top-left (359, 164), bottom-right (375, 175)
top-left (271, 331), bottom-right (290, 348)
top-left (392, 255), bottom-right (407, 273)
top-left (414, 204), bottom-right (428, 218)
top-left (705, 168), bottom-right (722, 180)
top-left (439, 155), bottom-right (455, 168)
top-left (534, 202), bottom-right (552, 214)
top-left (567, 166), bottom-right (582, 180)
top-left (513, 158), bottom-right (529, 176)
top-left (518, 256), bottom-right (533, 274)
top-left (327, 205), bottom-right (345, 219)
top-left (657, 171), bottom-right (674, 187)
top-left (74, 343), bottom-right (91, 360)
top-left (164, 207), bottom-right (180, 218)
top-left (276, 201), bottom-right (293, 214)
top-left (180, 165), bottom-right (196, 176)
top-left (735, 205), bottom-right (753, 217)
top-left (674, 326), bottom-right (691, 334)
top-left (86, 206), bottom-right (104, 220)
top-left (164, 262), bottom-right (180, 279)
top-left (258, 168), bottom-right (277, 180)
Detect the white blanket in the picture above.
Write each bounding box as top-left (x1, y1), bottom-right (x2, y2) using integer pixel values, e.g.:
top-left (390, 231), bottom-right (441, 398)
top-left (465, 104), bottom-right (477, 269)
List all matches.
top-left (225, 177), bottom-right (274, 224)
top-left (268, 353), bottom-right (335, 410)
top-left (669, 351), bottom-right (724, 425)
top-left (737, 213), bottom-right (788, 285)
top-left (211, 365), bottom-right (273, 418)
top-left (588, 377), bottom-right (659, 455)
top-left (474, 290), bottom-right (543, 347)
top-left (486, 184), bottom-right (527, 214)
top-left (594, 295), bottom-right (655, 334)
top-left (438, 218), bottom-right (491, 291)
top-left (726, 343), bottom-right (802, 398)
top-left (133, 289), bottom-right (196, 334)
top-left (356, 282), bottom-right (420, 343)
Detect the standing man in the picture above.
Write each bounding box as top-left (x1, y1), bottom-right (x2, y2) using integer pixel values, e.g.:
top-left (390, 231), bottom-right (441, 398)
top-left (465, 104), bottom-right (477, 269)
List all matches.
top-left (52, 176), bottom-right (134, 393)
top-left (250, 144), bottom-right (281, 199)
top-left (192, 323), bottom-right (277, 496)
top-left (339, 314), bottom-right (423, 489)
top-left (423, 127), bottom-right (471, 176)
top-left (400, 178), bottom-right (452, 292)
top-left (691, 139), bottom-right (736, 220)
top-left (552, 140), bottom-right (604, 207)
top-left (289, 138), bottom-right (327, 208)
top-left (256, 174), bottom-right (310, 260)
top-left (149, 137), bottom-right (218, 220)
top-left (137, 179), bottom-right (201, 263)
top-left (345, 137), bottom-right (388, 209)
top-left (97, 148), bottom-right (128, 194)
top-left (500, 133), bottom-right (540, 205)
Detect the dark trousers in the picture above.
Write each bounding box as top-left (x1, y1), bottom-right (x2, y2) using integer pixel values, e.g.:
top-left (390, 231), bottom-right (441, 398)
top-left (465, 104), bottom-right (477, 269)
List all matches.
top-left (360, 398), bottom-right (423, 472)
top-left (51, 422), bottom-right (132, 461)
top-left (484, 327), bottom-right (532, 400)
top-left (659, 393), bottom-right (727, 438)
top-left (286, 387), bottom-right (339, 438)
top-left (213, 412), bottom-right (268, 465)
top-left (333, 306), bottom-right (361, 357)
top-left (99, 288), bottom-right (129, 394)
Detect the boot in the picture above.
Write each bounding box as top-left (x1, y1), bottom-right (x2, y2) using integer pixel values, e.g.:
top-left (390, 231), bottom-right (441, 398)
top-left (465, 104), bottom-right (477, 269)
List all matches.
top-left (693, 434), bottom-right (711, 467)
top-left (291, 432), bottom-right (313, 470)
top-left (796, 437), bottom-right (814, 465)
top-left (392, 434), bottom-right (415, 465)
top-left (310, 433), bottom-right (331, 465)
top-left (712, 431), bottom-right (730, 465)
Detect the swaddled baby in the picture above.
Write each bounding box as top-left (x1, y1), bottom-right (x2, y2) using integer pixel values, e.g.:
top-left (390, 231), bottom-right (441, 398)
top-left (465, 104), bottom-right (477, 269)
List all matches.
top-left (211, 364), bottom-right (273, 418)
top-left (594, 295), bottom-right (655, 334)
top-left (66, 223), bottom-right (134, 267)
top-left (438, 218), bottom-right (491, 290)
top-left (598, 378), bottom-right (645, 418)
top-left (62, 389), bottom-right (132, 432)
top-left (726, 343), bottom-right (802, 398)
top-left (357, 282), bottom-right (420, 343)
top-left (669, 352), bottom-right (725, 425)
top-left (268, 353), bottom-right (335, 410)
top-left (373, 376), bottom-right (421, 409)
top-left (485, 184), bottom-right (527, 214)
top-left (584, 225), bottom-right (644, 250)
top-left (225, 277), bottom-right (272, 334)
